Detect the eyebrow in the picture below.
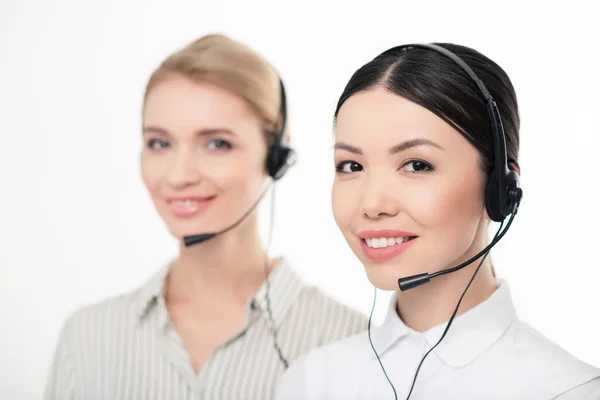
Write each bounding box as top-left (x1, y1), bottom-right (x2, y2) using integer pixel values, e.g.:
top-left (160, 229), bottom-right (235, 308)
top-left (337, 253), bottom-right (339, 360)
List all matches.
top-left (389, 138), bottom-right (444, 154)
top-left (333, 142), bottom-right (363, 154)
top-left (333, 138), bottom-right (444, 155)
top-left (142, 126), bottom-right (236, 136)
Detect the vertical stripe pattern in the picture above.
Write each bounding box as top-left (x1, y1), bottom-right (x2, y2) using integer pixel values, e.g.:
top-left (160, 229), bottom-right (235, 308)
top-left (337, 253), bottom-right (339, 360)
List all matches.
top-left (43, 259), bottom-right (367, 400)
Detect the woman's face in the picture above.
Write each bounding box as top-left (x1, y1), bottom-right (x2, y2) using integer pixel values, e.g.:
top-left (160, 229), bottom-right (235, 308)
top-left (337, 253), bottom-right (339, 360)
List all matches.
top-left (141, 75), bottom-right (269, 240)
top-left (332, 87), bottom-right (488, 291)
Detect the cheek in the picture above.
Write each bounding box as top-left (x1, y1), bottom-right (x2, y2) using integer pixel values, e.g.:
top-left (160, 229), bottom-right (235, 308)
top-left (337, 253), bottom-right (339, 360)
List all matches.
top-left (140, 153), bottom-right (161, 193)
top-left (331, 181), bottom-right (359, 231)
top-left (410, 174), bottom-right (484, 237)
top-left (213, 152), bottom-right (267, 199)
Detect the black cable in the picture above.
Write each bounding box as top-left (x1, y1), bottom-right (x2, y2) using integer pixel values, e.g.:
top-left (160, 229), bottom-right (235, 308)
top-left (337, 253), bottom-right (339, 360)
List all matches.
top-left (368, 287), bottom-right (399, 399)
top-left (263, 183), bottom-right (289, 369)
top-left (429, 214), bottom-right (515, 280)
top-left (369, 215), bottom-right (512, 399)
top-left (218, 182), bottom-right (273, 237)
top-left (404, 218), bottom-right (507, 399)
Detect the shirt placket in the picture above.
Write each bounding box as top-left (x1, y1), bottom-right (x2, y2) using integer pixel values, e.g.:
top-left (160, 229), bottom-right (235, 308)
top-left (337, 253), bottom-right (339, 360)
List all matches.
top-left (195, 301), bottom-right (259, 399)
top-left (411, 333), bottom-right (444, 389)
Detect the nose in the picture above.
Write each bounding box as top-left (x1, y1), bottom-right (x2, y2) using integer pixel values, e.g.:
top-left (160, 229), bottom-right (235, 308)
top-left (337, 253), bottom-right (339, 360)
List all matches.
top-left (361, 171), bottom-right (401, 220)
top-left (166, 147), bottom-right (203, 189)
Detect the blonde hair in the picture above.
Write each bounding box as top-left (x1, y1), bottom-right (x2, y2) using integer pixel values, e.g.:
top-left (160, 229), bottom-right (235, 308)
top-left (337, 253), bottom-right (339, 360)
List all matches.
top-left (144, 34), bottom-right (284, 146)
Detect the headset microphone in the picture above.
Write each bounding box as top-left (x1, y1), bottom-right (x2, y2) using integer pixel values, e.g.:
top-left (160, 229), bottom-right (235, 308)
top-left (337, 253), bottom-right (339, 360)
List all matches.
top-left (182, 182), bottom-right (273, 247)
top-left (362, 43), bottom-right (524, 400)
top-left (389, 43), bottom-right (523, 292)
top-left (180, 75), bottom-right (294, 370)
top-left (182, 77), bottom-right (296, 248)
top-left (398, 186), bottom-right (522, 291)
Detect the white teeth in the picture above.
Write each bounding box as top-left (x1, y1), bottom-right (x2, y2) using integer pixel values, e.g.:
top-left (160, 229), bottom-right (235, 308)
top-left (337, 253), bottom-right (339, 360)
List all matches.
top-left (173, 200), bottom-right (197, 208)
top-left (365, 236), bottom-right (413, 249)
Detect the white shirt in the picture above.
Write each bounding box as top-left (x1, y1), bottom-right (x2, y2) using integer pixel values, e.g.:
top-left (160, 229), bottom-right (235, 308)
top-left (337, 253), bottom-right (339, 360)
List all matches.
top-left (44, 259), bottom-right (367, 400)
top-left (276, 280), bottom-right (600, 400)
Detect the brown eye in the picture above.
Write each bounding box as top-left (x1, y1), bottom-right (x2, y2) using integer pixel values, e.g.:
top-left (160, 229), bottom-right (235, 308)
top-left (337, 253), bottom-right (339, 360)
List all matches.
top-left (336, 161), bottom-right (363, 173)
top-left (402, 160), bottom-right (433, 173)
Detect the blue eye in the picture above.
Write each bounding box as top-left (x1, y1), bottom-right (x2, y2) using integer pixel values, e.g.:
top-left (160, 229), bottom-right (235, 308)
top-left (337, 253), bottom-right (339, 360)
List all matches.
top-left (335, 161), bottom-right (363, 173)
top-left (147, 138), bottom-right (170, 150)
top-left (207, 139), bottom-right (232, 150)
top-left (402, 160), bottom-right (434, 173)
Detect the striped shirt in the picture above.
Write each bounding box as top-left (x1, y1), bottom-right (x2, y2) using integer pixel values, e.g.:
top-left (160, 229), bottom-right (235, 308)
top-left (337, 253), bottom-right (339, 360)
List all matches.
top-left (43, 258), bottom-right (367, 400)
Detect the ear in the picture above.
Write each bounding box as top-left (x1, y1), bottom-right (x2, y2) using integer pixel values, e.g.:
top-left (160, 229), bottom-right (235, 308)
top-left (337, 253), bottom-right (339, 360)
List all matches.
top-left (482, 194), bottom-right (492, 222)
top-left (509, 161), bottom-right (521, 176)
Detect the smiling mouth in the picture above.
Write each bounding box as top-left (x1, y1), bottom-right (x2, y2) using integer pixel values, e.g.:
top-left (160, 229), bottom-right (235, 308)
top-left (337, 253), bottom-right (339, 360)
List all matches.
top-left (166, 196), bottom-right (217, 217)
top-left (363, 236), bottom-right (418, 249)
top-left (170, 199), bottom-right (207, 208)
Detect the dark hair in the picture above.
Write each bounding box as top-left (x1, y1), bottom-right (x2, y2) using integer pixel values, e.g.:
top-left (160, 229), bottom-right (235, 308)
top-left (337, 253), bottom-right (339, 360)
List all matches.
top-left (334, 43), bottom-right (520, 173)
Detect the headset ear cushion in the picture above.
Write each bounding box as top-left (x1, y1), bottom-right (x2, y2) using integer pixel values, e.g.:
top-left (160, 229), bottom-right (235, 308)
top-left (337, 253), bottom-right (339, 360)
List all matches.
top-left (486, 169), bottom-right (522, 222)
top-left (485, 171), bottom-right (503, 222)
top-left (266, 146), bottom-right (296, 180)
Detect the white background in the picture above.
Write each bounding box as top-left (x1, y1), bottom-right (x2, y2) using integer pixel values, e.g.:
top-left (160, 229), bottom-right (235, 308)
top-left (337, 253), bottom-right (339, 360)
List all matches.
top-left (1, 0), bottom-right (599, 398)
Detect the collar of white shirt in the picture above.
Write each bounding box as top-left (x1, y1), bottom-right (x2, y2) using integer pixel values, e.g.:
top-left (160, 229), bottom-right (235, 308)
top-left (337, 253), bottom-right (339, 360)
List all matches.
top-left (370, 279), bottom-right (517, 368)
top-left (135, 257), bottom-right (305, 329)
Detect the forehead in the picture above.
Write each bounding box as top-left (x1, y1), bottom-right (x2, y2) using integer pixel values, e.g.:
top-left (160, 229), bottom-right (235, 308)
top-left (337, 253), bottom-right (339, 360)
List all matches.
top-left (143, 75), bottom-right (259, 130)
top-left (335, 87), bottom-right (468, 151)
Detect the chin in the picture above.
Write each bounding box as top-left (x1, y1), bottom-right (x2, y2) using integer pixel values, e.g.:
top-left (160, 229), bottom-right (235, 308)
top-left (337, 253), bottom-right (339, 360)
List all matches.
top-left (359, 253), bottom-right (433, 292)
top-left (164, 221), bottom-right (206, 241)
top-left (361, 263), bottom-right (404, 291)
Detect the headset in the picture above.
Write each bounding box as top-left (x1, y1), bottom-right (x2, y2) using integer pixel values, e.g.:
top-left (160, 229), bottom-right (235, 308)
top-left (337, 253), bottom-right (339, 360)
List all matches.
top-left (183, 78), bottom-right (297, 247)
top-left (182, 76), bottom-right (295, 369)
top-left (389, 43), bottom-right (524, 292)
top-left (266, 79), bottom-right (297, 180)
top-left (364, 43), bottom-right (523, 400)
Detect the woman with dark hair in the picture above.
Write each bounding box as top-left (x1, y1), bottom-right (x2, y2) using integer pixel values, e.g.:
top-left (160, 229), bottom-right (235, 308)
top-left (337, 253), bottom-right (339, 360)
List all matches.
top-left (276, 43), bottom-right (600, 399)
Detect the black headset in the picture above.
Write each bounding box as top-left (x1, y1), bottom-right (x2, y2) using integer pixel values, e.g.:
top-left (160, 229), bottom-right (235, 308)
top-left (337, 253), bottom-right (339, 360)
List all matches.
top-left (182, 77), bottom-right (296, 247)
top-left (385, 43), bottom-right (522, 222)
top-left (366, 43), bottom-right (524, 400)
top-left (266, 78), bottom-right (296, 180)
top-left (182, 75), bottom-right (294, 369)
top-left (387, 44), bottom-right (523, 292)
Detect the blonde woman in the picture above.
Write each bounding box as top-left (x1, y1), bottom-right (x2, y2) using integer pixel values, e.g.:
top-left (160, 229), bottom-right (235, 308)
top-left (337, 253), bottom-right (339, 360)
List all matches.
top-left (44, 34), bottom-right (366, 400)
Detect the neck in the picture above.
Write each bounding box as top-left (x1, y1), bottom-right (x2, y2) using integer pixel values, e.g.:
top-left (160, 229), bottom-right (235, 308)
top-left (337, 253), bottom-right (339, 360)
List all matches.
top-left (396, 237), bottom-right (497, 333)
top-left (168, 216), bottom-right (273, 305)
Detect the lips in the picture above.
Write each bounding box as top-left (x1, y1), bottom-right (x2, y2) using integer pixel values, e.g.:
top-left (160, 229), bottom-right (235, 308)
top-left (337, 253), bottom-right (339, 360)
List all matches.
top-left (357, 229), bottom-right (419, 261)
top-left (166, 195), bottom-right (217, 217)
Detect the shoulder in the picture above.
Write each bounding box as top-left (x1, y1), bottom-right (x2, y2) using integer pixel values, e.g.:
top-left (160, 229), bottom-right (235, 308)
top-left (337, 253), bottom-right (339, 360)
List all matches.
top-left (500, 319), bottom-right (600, 397)
top-left (508, 320), bottom-right (599, 375)
top-left (60, 290), bottom-right (140, 344)
top-left (295, 285), bottom-right (368, 342)
top-left (59, 266), bottom-right (163, 349)
top-left (276, 330), bottom-right (370, 399)
top-left (554, 377), bottom-right (600, 400)
top-left (299, 329), bottom-right (372, 370)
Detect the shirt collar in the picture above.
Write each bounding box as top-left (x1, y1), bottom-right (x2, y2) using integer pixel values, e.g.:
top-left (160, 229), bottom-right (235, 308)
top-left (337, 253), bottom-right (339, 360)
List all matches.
top-left (371, 279), bottom-right (517, 368)
top-left (370, 293), bottom-right (412, 354)
top-left (136, 261), bottom-right (172, 321)
top-left (135, 257), bottom-right (305, 328)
